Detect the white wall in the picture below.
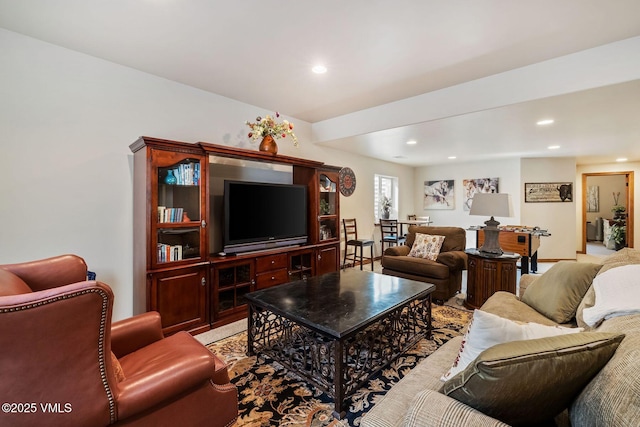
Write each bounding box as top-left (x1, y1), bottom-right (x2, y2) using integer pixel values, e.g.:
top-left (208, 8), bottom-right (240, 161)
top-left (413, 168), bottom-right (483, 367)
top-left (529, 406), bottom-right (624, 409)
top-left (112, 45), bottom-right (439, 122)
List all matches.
top-left (521, 157), bottom-right (577, 260)
top-left (0, 29), bottom-right (409, 320)
top-left (414, 158), bottom-right (521, 248)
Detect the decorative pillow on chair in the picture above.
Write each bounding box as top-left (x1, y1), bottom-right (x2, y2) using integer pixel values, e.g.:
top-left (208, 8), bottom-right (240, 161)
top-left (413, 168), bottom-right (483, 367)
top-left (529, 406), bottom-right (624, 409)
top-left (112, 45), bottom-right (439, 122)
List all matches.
top-left (407, 233), bottom-right (445, 261)
top-left (441, 309), bottom-right (582, 381)
top-left (521, 261), bottom-right (602, 324)
top-left (442, 332), bottom-right (624, 426)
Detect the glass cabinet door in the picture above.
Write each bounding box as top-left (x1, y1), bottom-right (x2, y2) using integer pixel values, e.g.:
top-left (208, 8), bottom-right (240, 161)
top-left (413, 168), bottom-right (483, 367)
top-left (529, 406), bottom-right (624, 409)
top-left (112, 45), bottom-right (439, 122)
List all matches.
top-left (152, 152), bottom-right (206, 268)
top-left (318, 173), bottom-right (338, 242)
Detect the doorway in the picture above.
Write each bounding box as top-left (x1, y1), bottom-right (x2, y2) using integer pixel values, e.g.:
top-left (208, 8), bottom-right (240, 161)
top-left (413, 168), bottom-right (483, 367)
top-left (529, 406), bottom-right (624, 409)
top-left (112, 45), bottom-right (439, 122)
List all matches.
top-left (581, 172), bottom-right (634, 254)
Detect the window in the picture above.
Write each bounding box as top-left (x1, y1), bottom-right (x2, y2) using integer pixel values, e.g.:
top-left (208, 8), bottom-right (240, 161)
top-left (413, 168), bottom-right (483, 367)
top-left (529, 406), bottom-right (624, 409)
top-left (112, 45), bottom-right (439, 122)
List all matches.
top-left (374, 174), bottom-right (399, 223)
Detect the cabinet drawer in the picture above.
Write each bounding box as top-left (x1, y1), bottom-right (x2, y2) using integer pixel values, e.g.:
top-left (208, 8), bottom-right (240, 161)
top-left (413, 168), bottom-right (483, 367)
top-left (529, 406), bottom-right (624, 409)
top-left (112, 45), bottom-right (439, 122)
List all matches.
top-left (256, 254), bottom-right (288, 273)
top-left (256, 268), bottom-right (289, 289)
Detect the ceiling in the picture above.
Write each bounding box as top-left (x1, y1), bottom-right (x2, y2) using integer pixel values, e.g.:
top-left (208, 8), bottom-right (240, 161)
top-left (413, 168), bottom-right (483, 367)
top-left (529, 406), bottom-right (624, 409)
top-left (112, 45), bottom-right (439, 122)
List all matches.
top-left (1, 0), bottom-right (639, 166)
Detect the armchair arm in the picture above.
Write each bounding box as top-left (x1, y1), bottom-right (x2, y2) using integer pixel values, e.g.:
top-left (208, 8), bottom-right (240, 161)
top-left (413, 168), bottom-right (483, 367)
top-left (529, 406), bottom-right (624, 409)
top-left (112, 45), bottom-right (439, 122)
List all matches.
top-left (384, 245), bottom-right (411, 257)
top-left (436, 251), bottom-right (467, 270)
top-left (404, 389), bottom-right (509, 427)
top-left (1, 254), bottom-right (88, 291)
top-left (111, 311), bottom-right (164, 357)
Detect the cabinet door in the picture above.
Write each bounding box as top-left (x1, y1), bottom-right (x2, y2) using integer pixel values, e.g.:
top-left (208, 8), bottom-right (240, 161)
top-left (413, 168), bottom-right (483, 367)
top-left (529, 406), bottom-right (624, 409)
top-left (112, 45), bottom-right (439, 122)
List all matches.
top-left (316, 244), bottom-right (339, 276)
top-left (151, 149), bottom-right (207, 270)
top-left (149, 265), bottom-right (208, 335)
top-left (212, 260), bottom-right (255, 322)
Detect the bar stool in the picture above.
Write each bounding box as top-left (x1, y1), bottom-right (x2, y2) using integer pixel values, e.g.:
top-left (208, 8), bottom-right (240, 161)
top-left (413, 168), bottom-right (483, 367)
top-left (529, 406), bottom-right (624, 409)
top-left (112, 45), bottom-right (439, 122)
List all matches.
top-left (380, 219), bottom-right (406, 251)
top-left (342, 218), bottom-right (374, 271)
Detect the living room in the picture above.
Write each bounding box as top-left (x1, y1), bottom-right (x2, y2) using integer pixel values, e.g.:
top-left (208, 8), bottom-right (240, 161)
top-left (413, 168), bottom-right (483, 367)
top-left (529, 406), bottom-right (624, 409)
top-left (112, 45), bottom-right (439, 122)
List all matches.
top-left (2, 2), bottom-right (640, 426)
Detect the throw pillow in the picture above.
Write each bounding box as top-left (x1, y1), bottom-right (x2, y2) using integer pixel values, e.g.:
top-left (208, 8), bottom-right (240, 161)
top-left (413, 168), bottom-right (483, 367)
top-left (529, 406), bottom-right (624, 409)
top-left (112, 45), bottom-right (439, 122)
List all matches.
top-left (111, 352), bottom-right (126, 382)
top-left (442, 332), bottom-right (625, 426)
top-left (521, 261), bottom-right (602, 324)
top-left (407, 233), bottom-right (445, 261)
top-left (582, 264), bottom-right (640, 327)
top-left (441, 309), bottom-right (582, 381)
top-left (576, 248), bottom-right (640, 328)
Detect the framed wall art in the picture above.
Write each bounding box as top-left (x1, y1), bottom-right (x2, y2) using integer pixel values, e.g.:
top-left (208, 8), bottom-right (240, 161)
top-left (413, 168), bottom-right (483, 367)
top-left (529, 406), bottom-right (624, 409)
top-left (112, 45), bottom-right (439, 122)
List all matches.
top-left (587, 185), bottom-right (599, 212)
top-left (462, 177), bottom-right (499, 211)
top-left (525, 182), bottom-right (573, 203)
top-left (424, 180), bottom-right (454, 210)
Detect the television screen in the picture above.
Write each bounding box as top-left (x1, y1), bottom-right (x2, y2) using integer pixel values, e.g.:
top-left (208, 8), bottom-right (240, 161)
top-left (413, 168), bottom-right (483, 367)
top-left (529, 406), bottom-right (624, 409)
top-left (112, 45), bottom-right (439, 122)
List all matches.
top-left (223, 180), bottom-right (308, 253)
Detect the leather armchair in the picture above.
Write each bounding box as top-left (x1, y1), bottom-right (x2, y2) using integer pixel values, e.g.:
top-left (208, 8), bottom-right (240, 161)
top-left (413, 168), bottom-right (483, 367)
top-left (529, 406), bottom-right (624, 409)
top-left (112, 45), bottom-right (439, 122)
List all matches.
top-left (0, 255), bottom-right (238, 427)
top-left (382, 226), bottom-right (467, 302)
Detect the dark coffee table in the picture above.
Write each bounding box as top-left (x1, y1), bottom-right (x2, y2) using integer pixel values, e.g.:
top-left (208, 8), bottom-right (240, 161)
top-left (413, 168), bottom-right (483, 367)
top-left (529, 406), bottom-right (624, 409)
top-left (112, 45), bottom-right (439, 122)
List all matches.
top-left (245, 270), bottom-right (435, 418)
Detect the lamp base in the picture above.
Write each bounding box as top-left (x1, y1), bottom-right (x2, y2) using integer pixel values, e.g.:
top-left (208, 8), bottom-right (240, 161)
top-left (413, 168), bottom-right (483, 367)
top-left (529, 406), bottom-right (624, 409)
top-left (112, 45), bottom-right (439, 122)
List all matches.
top-left (479, 216), bottom-right (503, 255)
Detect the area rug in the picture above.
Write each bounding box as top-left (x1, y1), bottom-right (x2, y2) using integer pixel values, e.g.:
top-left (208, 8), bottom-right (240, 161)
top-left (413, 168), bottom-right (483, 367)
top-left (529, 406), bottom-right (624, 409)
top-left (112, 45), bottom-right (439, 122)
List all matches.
top-left (207, 305), bottom-right (472, 427)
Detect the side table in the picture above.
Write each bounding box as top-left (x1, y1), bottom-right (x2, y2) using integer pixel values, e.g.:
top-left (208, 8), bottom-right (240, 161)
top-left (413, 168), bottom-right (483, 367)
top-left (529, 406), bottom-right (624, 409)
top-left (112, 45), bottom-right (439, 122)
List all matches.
top-left (465, 249), bottom-right (520, 310)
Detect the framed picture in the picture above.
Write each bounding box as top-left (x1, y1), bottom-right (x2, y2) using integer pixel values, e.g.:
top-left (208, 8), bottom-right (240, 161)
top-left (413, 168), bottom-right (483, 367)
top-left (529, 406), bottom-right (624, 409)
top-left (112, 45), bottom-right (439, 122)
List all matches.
top-left (424, 180), bottom-right (454, 210)
top-left (525, 182), bottom-right (573, 203)
top-left (462, 178), bottom-right (499, 211)
top-left (587, 186), bottom-right (599, 212)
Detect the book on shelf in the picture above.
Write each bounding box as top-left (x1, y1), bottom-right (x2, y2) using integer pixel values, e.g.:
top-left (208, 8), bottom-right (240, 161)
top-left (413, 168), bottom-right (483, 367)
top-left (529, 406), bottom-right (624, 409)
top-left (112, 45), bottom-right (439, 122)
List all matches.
top-left (167, 162), bottom-right (200, 186)
top-left (157, 243), bottom-right (183, 263)
top-left (157, 206), bottom-right (184, 223)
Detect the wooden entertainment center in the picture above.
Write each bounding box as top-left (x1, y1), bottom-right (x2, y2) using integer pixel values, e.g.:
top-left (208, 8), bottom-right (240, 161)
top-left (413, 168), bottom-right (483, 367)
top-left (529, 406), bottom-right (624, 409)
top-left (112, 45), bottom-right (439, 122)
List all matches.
top-left (130, 136), bottom-right (342, 335)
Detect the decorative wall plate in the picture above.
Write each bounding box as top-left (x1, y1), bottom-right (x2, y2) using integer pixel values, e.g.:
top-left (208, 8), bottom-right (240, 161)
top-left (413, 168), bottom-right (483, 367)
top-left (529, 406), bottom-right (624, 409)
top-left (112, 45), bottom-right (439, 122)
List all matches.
top-left (339, 167), bottom-right (356, 197)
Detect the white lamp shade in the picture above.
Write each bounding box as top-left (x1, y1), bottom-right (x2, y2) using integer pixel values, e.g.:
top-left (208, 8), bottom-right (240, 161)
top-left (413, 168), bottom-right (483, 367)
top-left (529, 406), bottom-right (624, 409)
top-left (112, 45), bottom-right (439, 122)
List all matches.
top-left (470, 193), bottom-right (512, 218)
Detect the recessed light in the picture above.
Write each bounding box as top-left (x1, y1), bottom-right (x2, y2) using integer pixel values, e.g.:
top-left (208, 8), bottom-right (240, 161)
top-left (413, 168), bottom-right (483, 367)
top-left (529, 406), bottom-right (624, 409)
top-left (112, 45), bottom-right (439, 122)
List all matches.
top-left (548, 145), bottom-right (560, 150)
top-left (312, 65), bottom-right (327, 74)
top-left (406, 140), bottom-right (417, 145)
top-left (537, 119), bottom-right (554, 126)
top-left (616, 157), bottom-right (628, 162)
top-left (448, 156), bottom-right (457, 160)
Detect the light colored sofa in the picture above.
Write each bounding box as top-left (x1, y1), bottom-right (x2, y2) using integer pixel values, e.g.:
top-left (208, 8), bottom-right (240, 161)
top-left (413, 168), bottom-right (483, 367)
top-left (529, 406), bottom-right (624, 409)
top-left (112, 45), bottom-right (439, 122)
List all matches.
top-left (362, 248), bottom-right (640, 427)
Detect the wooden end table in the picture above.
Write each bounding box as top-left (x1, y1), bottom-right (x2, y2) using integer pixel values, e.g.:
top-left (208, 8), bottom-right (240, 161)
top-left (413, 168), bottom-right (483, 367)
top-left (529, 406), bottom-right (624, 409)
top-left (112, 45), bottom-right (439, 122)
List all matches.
top-left (465, 249), bottom-right (520, 310)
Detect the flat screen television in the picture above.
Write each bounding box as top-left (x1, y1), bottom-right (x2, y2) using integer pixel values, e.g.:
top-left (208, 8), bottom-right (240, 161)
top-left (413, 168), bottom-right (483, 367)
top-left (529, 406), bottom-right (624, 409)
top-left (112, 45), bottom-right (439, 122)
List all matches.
top-left (223, 180), bottom-right (308, 254)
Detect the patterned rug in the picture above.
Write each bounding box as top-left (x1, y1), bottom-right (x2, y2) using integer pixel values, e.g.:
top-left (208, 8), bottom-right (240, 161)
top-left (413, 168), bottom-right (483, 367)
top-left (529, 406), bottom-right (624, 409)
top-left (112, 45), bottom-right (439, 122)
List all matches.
top-left (207, 304), bottom-right (472, 427)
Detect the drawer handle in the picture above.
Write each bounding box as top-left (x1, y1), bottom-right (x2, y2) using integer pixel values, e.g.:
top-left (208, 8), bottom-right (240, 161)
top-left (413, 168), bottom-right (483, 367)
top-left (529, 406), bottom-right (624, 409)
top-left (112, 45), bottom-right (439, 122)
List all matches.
top-left (271, 260), bottom-right (275, 264)
top-left (271, 276), bottom-right (275, 280)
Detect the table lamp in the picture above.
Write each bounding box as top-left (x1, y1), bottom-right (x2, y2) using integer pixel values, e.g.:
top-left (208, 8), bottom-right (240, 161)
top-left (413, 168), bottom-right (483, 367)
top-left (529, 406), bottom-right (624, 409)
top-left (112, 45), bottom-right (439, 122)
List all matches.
top-left (470, 193), bottom-right (512, 254)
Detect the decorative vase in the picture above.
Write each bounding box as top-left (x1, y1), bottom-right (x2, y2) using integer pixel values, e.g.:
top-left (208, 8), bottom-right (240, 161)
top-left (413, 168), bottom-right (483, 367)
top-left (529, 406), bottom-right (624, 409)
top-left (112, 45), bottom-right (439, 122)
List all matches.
top-left (259, 135), bottom-right (278, 154)
top-left (381, 210), bottom-right (390, 220)
top-left (164, 169), bottom-right (177, 185)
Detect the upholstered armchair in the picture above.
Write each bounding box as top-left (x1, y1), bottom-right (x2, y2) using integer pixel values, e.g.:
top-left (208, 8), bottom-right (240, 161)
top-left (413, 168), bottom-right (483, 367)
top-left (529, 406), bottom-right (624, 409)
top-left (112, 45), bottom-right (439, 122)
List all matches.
top-left (0, 255), bottom-right (238, 427)
top-left (382, 226), bottom-right (467, 302)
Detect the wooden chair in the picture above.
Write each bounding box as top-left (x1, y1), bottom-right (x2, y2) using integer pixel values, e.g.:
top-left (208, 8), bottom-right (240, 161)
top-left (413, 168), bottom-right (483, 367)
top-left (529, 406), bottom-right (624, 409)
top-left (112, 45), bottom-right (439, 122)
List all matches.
top-left (342, 218), bottom-right (374, 270)
top-left (380, 219), bottom-right (406, 251)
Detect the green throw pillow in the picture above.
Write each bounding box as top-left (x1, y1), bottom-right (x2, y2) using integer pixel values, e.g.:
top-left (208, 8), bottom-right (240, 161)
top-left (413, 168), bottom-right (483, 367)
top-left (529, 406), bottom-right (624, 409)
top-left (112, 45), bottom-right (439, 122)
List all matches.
top-left (442, 332), bottom-right (624, 426)
top-left (521, 261), bottom-right (602, 323)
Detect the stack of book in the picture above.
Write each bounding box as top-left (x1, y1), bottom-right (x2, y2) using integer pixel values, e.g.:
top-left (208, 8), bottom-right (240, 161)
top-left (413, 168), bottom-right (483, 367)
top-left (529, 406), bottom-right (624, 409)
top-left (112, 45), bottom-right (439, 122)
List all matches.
top-left (158, 206), bottom-right (184, 223)
top-left (167, 162), bottom-right (200, 186)
top-left (157, 244), bottom-right (183, 263)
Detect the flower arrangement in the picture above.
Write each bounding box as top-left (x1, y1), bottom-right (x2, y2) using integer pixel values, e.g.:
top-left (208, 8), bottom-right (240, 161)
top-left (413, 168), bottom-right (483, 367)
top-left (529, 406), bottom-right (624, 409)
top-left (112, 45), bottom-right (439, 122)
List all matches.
top-left (246, 112), bottom-right (298, 147)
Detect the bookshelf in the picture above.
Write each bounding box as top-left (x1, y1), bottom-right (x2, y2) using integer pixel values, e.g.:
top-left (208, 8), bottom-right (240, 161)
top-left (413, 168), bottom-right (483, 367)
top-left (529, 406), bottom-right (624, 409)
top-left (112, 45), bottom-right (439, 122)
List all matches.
top-left (131, 137), bottom-right (341, 334)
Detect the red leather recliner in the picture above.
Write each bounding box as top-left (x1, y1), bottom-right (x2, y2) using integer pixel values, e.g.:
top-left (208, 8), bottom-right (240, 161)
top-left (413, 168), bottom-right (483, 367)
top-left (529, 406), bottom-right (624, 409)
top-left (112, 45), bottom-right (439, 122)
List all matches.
top-left (0, 254), bottom-right (238, 427)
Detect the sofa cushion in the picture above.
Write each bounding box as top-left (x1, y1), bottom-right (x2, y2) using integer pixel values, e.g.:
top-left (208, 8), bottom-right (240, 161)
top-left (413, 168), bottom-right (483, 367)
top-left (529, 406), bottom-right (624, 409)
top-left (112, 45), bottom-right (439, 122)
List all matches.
top-left (576, 248), bottom-right (640, 328)
top-left (382, 255), bottom-right (450, 279)
top-left (0, 269), bottom-right (33, 296)
top-left (441, 309), bottom-right (582, 381)
top-left (521, 261), bottom-right (602, 324)
top-left (443, 332), bottom-right (624, 426)
top-left (408, 233), bottom-right (445, 261)
top-left (480, 291), bottom-right (562, 326)
top-left (582, 264), bottom-right (640, 327)
top-left (571, 314), bottom-right (640, 426)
